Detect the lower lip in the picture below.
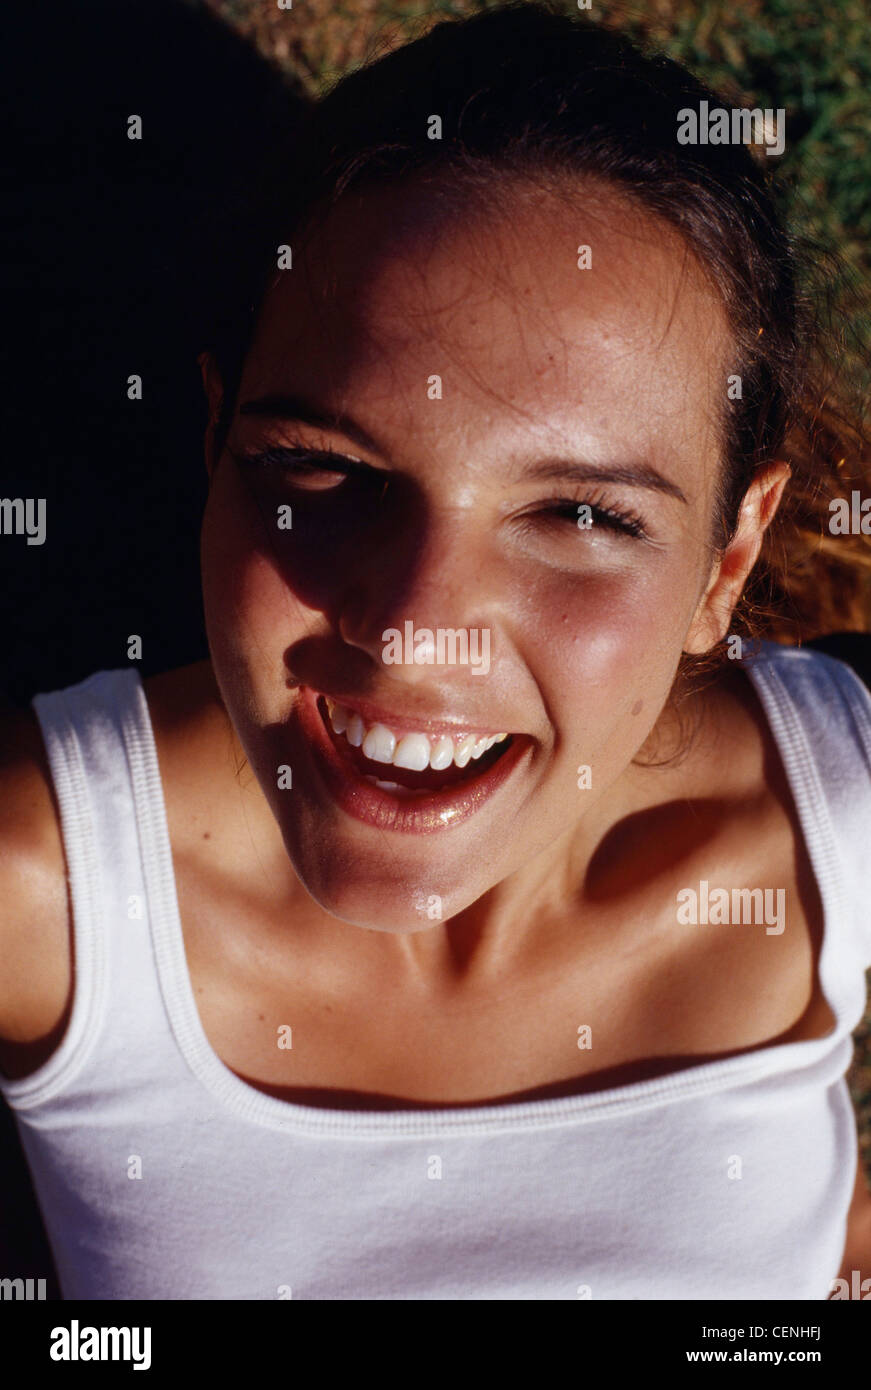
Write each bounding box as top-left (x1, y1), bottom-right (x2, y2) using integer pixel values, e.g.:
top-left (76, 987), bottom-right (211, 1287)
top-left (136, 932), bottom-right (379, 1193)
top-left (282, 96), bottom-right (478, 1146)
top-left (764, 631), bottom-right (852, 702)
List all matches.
top-left (295, 687), bottom-right (531, 834)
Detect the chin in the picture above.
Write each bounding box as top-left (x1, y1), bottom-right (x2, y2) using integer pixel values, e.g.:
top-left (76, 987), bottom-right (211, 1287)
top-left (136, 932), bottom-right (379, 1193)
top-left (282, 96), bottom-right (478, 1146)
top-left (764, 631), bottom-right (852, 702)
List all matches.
top-left (283, 848), bottom-right (470, 933)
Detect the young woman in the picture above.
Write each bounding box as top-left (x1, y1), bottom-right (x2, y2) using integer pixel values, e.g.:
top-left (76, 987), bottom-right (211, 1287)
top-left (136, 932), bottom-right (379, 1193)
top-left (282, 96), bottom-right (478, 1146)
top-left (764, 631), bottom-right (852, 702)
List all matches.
top-left (2, 3), bottom-right (870, 1300)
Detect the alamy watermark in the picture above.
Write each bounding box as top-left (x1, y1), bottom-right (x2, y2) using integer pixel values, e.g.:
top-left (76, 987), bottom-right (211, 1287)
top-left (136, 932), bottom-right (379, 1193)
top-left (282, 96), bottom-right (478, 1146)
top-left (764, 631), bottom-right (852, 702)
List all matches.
top-left (382, 621), bottom-right (490, 676)
top-left (676, 880), bottom-right (786, 935)
top-left (677, 102), bottom-right (786, 157)
top-left (830, 1270), bottom-right (871, 1299)
top-left (50, 1320), bottom-right (151, 1370)
top-left (0, 497), bottom-right (45, 545)
top-left (0, 1276), bottom-right (46, 1300)
top-left (829, 491), bottom-right (871, 534)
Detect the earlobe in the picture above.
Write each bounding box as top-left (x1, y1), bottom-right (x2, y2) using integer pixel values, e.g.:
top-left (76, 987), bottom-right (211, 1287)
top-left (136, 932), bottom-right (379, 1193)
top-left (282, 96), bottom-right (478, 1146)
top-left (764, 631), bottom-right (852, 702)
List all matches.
top-left (684, 558), bottom-right (730, 655)
top-left (683, 460), bottom-right (791, 657)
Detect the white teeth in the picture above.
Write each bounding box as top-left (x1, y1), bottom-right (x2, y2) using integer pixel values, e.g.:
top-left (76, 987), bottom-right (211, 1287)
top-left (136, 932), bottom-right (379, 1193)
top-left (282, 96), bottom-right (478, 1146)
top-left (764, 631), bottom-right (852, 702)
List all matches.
top-left (323, 698), bottom-right (509, 771)
top-left (429, 735), bottom-right (454, 771)
top-left (327, 699), bottom-right (349, 736)
top-left (346, 712), bottom-right (365, 747)
top-left (453, 734), bottom-right (478, 768)
top-left (362, 723), bottom-right (396, 764)
top-left (393, 732), bottom-right (431, 771)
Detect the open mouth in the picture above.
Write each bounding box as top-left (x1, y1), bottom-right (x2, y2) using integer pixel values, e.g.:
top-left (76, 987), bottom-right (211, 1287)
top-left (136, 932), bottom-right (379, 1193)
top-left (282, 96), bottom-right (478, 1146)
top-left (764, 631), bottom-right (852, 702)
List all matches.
top-left (293, 688), bottom-right (531, 833)
top-left (317, 695), bottom-right (515, 797)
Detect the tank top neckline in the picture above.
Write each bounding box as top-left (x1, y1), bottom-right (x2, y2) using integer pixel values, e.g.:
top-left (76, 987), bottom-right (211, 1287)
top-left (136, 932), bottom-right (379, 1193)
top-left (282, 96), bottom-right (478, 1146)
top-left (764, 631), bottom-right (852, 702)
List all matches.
top-left (75, 649), bottom-right (863, 1135)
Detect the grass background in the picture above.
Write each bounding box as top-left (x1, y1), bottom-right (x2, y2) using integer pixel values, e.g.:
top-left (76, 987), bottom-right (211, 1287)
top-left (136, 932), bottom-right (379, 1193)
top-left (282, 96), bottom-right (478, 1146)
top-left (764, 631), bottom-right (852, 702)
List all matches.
top-left (199, 0), bottom-right (871, 1178)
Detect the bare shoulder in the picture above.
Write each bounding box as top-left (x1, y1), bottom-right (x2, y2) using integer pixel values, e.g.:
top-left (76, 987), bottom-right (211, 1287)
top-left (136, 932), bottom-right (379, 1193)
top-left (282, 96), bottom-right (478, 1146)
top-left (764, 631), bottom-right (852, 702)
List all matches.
top-left (143, 660), bottom-right (243, 852)
top-left (143, 659), bottom-right (225, 737)
top-left (0, 704), bottom-right (72, 1078)
top-left (0, 662), bottom-right (229, 1081)
top-left (677, 660), bottom-right (833, 1046)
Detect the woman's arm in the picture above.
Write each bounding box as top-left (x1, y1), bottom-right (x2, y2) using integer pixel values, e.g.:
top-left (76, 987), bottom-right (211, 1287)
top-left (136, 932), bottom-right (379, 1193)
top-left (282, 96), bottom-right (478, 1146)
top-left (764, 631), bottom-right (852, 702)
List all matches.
top-left (0, 710), bottom-right (68, 1296)
top-left (833, 1151), bottom-right (871, 1297)
top-left (0, 709), bottom-right (71, 1076)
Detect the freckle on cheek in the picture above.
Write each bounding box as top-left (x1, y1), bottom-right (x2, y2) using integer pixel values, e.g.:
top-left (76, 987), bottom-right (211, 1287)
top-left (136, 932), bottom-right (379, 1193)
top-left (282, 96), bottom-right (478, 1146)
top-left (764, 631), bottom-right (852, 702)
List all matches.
top-left (631, 700), bottom-right (643, 716)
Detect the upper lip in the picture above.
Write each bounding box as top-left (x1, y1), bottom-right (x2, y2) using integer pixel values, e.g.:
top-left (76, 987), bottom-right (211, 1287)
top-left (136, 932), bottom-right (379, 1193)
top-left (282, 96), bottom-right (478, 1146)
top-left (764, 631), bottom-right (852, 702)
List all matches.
top-left (312, 688), bottom-right (517, 740)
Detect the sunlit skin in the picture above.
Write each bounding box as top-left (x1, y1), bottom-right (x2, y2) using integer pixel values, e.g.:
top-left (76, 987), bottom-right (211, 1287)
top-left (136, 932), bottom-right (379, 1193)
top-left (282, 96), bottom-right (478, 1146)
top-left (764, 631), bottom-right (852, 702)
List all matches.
top-left (200, 175), bottom-right (788, 947)
top-left (1, 168), bottom-right (869, 1290)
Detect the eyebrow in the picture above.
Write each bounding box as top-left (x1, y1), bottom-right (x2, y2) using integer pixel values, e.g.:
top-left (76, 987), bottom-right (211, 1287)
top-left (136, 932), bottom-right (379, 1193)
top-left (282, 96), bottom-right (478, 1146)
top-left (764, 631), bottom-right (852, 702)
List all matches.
top-left (238, 394), bottom-right (381, 455)
top-left (238, 394), bottom-right (688, 504)
top-left (517, 459), bottom-right (688, 503)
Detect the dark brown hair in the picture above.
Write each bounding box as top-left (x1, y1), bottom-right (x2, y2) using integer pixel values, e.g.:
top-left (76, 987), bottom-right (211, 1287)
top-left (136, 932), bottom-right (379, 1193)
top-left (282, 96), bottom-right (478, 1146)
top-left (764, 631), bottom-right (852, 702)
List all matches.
top-left (208, 1), bottom-right (871, 666)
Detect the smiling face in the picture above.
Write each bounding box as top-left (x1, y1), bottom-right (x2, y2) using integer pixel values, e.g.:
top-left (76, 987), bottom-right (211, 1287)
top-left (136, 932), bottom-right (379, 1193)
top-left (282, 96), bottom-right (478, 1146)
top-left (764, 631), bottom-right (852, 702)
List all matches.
top-left (199, 174), bottom-right (740, 932)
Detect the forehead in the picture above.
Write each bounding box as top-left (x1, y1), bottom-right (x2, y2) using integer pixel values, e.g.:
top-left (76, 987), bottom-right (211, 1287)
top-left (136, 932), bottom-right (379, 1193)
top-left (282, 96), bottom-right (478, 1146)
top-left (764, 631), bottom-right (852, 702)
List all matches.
top-left (242, 176), bottom-right (730, 464)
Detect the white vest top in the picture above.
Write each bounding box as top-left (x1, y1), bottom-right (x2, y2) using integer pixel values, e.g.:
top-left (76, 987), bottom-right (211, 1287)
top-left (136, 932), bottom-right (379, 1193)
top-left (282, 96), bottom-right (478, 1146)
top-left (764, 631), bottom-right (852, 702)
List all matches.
top-left (3, 641), bottom-right (870, 1300)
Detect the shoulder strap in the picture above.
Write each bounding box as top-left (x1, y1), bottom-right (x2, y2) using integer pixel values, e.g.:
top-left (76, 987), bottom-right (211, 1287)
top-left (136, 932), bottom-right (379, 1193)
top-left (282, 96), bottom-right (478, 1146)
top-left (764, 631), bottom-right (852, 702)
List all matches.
top-left (2, 669), bottom-right (170, 1108)
top-left (747, 640), bottom-right (871, 975)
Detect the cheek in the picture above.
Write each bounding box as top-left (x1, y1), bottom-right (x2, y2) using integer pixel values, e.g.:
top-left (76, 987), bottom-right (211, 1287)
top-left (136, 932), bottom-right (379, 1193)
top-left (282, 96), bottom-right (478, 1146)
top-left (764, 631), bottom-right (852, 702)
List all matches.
top-left (521, 562), bottom-right (694, 756)
top-left (200, 477), bottom-right (311, 681)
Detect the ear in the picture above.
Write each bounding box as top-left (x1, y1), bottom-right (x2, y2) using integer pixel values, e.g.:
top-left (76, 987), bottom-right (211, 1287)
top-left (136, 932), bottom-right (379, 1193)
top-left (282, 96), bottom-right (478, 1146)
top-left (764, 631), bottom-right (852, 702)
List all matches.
top-left (684, 461), bottom-right (791, 654)
top-left (197, 351), bottom-right (225, 480)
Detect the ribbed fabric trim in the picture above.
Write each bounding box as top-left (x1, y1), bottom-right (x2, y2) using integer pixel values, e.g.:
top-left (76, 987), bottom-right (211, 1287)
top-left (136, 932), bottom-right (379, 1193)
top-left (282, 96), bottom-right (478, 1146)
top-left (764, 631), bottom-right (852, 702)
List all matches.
top-left (1, 686), bottom-right (108, 1106)
top-left (116, 646), bottom-right (860, 1140)
top-left (743, 650), bottom-right (856, 1036)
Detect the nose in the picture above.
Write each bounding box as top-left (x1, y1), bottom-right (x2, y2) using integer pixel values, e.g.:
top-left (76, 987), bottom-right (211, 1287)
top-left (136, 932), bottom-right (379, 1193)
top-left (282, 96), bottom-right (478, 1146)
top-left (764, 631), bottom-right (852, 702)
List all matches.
top-left (336, 510), bottom-right (494, 682)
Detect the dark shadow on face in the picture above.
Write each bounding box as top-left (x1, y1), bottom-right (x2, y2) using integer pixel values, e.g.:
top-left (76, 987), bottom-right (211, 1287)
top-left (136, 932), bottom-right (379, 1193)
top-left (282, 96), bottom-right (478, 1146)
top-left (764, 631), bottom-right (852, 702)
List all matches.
top-left (239, 461), bottom-right (429, 631)
top-left (230, 455), bottom-right (446, 698)
top-left (0, 0), bottom-right (308, 1297)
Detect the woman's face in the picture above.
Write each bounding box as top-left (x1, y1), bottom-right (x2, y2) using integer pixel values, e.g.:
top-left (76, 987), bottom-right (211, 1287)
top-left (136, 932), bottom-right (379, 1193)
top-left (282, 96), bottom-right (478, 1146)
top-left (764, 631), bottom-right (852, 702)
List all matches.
top-left (200, 177), bottom-right (737, 931)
